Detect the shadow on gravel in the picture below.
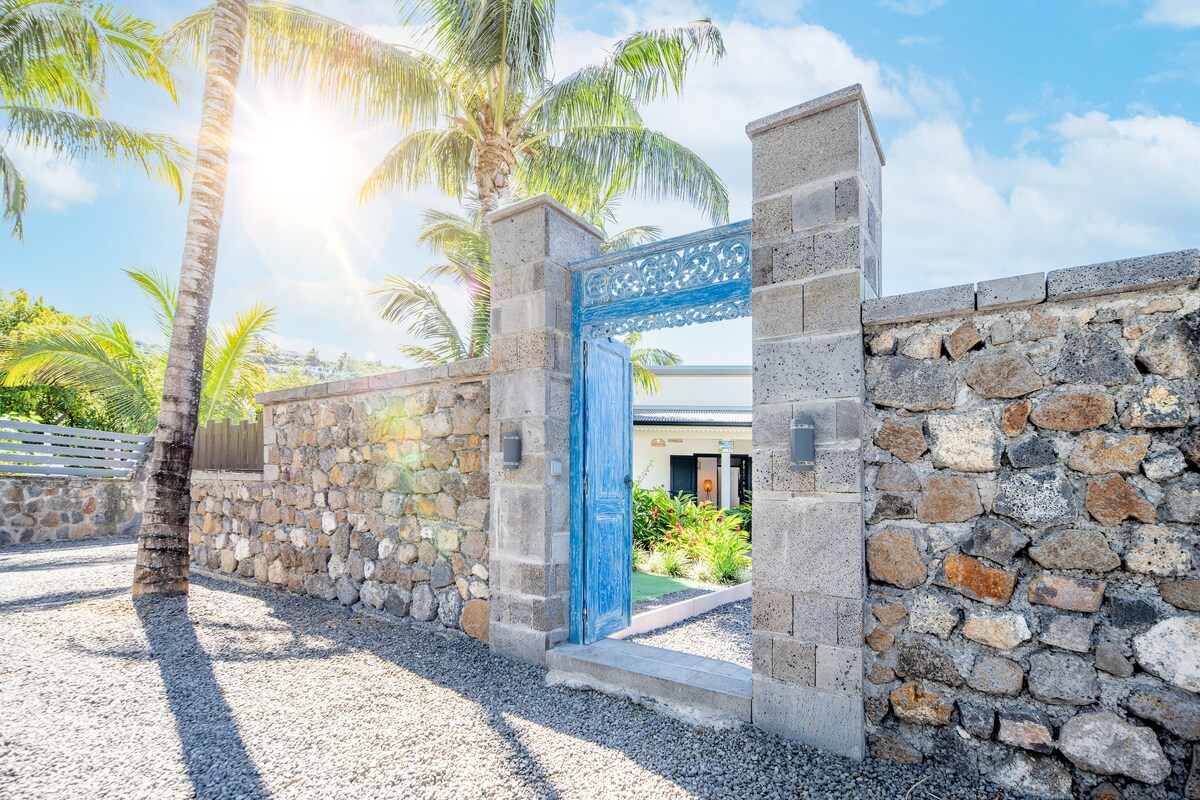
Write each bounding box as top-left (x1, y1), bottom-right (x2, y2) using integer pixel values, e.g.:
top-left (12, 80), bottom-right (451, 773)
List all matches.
top-left (0, 586), bottom-right (126, 611)
top-left (0, 554), bottom-right (136, 573)
top-left (136, 597), bottom-right (270, 800)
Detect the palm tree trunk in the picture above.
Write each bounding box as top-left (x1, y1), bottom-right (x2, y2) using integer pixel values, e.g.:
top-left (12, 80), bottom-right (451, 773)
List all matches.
top-left (475, 138), bottom-right (514, 216)
top-left (133, 0), bottom-right (248, 598)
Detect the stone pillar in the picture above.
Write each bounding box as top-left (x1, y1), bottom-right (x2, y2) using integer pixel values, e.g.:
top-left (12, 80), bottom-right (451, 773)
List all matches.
top-left (747, 85), bottom-right (884, 759)
top-left (486, 195), bottom-right (603, 665)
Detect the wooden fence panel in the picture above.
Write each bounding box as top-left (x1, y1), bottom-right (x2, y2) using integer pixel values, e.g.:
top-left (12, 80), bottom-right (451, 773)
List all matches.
top-left (0, 419), bottom-right (151, 478)
top-left (193, 417), bottom-right (263, 472)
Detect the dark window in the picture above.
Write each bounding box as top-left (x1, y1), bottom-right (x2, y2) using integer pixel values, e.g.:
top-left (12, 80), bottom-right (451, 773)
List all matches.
top-left (669, 455), bottom-right (697, 498)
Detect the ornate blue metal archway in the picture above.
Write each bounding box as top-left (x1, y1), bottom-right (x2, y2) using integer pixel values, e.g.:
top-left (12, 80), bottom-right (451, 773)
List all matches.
top-left (567, 220), bottom-right (753, 644)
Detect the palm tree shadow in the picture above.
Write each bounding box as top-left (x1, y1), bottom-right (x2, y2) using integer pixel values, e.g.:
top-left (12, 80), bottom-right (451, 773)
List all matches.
top-left (135, 597), bottom-right (270, 800)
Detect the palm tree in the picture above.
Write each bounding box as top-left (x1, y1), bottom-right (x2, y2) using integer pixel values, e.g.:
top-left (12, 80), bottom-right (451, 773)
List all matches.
top-left (357, 1), bottom-right (730, 221)
top-left (0, 268), bottom-right (275, 434)
top-left (0, 0), bottom-right (187, 238)
top-left (140, 0), bottom-right (448, 598)
top-left (373, 193), bottom-right (669, 368)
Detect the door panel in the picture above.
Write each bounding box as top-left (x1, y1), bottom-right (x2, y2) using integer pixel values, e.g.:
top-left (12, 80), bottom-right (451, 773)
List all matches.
top-left (583, 337), bottom-right (633, 643)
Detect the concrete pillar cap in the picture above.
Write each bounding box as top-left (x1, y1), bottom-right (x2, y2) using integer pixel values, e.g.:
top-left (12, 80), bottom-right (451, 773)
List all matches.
top-left (483, 194), bottom-right (605, 240)
top-left (745, 83), bottom-right (885, 166)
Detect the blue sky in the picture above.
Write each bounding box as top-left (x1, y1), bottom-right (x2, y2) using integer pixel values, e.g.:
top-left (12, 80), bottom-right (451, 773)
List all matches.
top-left (2, 0), bottom-right (1198, 367)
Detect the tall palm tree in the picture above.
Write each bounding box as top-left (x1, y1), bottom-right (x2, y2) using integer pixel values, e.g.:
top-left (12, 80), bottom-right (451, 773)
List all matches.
top-left (140, 0), bottom-right (449, 597)
top-left (357, 1), bottom-right (730, 220)
top-left (0, 0), bottom-right (187, 238)
top-left (0, 268), bottom-right (275, 434)
top-left (373, 193), bottom-right (665, 367)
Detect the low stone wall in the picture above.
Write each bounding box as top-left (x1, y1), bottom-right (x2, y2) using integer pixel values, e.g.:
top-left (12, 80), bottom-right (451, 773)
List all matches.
top-left (0, 473), bottom-right (144, 546)
top-left (189, 359), bottom-right (491, 641)
top-left (860, 257), bottom-right (1199, 798)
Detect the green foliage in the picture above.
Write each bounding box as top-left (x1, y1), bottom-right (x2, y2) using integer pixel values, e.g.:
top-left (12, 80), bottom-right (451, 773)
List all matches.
top-left (0, 270), bottom-right (276, 433)
top-left (1, 0), bottom-right (186, 238)
top-left (691, 519), bottom-right (751, 584)
top-left (734, 491), bottom-right (753, 538)
top-left (0, 289), bottom-right (122, 428)
top-left (353, 2), bottom-right (730, 221)
top-left (632, 484), bottom-right (691, 549)
top-left (374, 199), bottom-right (683, 380)
top-left (632, 484), bottom-right (751, 585)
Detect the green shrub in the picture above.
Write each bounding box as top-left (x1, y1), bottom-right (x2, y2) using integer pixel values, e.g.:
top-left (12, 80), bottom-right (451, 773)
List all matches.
top-left (657, 545), bottom-right (689, 577)
top-left (734, 492), bottom-right (752, 538)
top-left (692, 521), bottom-right (751, 583)
top-left (632, 485), bottom-right (691, 549)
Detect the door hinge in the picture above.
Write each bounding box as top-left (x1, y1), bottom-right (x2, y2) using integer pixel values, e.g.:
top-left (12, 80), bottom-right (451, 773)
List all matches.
top-left (583, 606), bottom-right (588, 620)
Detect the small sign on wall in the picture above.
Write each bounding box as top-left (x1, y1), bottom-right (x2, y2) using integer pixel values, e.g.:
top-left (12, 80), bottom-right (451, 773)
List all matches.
top-left (718, 440), bottom-right (734, 453)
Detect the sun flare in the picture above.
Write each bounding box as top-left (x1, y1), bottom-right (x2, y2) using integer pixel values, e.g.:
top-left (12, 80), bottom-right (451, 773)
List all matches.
top-left (235, 101), bottom-right (351, 218)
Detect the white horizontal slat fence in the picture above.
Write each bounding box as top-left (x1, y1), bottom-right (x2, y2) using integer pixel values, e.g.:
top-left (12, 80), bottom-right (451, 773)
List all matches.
top-left (0, 419), bottom-right (151, 479)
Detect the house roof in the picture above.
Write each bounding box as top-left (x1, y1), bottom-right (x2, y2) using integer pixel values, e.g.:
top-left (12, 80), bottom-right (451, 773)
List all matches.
top-left (632, 408), bottom-right (752, 427)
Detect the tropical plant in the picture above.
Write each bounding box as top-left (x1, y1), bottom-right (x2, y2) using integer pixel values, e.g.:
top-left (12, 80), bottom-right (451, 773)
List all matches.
top-left (355, 1), bottom-right (730, 221)
top-left (734, 491), bottom-right (752, 539)
top-left (0, 290), bottom-right (123, 428)
top-left (0, 269), bottom-right (275, 434)
top-left (632, 484), bottom-right (691, 549)
top-left (0, 0), bottom-right (186, 238)
top-left (373, 198), bottom-right (683, 380)
top-left (689, 516), bottom-right (750, 584)
top-left (142, 0), bottom-right (428, 596)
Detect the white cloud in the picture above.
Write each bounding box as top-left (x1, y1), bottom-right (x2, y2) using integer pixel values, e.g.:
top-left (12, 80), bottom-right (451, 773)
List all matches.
top-left (899, 34), bottom-right (942, 46)
top-left (883, 111), bottom-right (1200, 294)
top-left (6, 145), bottom-right (99, 211)
top-left (881, 0), bottom-right (949, 15)
top-left (1143, 0), bottom-right (1200, 27)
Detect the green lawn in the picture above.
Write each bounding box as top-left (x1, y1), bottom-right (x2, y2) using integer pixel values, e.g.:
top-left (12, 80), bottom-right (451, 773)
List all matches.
top-left (631, 571), bottom-right (703, 603)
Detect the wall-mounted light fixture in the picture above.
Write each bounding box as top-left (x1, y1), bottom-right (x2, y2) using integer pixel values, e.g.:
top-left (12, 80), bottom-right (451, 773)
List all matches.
top-left (650, 438), bottom-right (666, 448)
top-left (502, 430), bottom-right (522, 469)
top-left (790, 416), bottom-right (815, 471)
top-left (702, 478), bottom-right (714, 494)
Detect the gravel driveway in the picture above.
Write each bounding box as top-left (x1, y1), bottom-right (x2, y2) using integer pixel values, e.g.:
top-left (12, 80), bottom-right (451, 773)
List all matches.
top-left (0, 538), bottom-right (1026, 800)
top-left (628, 599), bottom-right (752, 668)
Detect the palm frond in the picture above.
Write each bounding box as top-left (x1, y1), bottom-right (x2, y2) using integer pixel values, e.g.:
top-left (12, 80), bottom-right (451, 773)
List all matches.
top-left (371, 275), bottom-right (466, 363)
top-left (537, 125), bottom-right (729, 225)
top-left (201, 302), bottom-right (276, 425)
top-left (603, 224), bottom-right (661, 253)
top-left (3, 105), bottom-right (187, 199)
top-left (123, 267), bottom-right (176, 341)
top-left (0, 318), bottom-right (160, 432)
top-left (358, 126), bottom-right (473, 202)
top-left (0, 142), bottom-right (27, 238)
top-left (162, 0), bottom-right (442, 126)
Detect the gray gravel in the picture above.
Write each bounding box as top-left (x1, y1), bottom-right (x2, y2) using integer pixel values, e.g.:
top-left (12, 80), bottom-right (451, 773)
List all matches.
top-left (0, 537), bottom-right (1029, 800)
top-left (632, 584), bottom-right (712, 614)
top-left (629, 598), bottom-right (753, 668)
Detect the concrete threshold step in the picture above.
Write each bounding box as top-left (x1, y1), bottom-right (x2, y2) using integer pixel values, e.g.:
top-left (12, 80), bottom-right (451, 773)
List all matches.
top-left (545, 638), bottom-right (751, 728)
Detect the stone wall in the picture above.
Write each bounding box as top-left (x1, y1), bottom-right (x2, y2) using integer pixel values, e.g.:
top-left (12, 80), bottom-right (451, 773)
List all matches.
top-left (0, 473), bottom-right (144, 546)
top-left (189, 360), bottom-right (492, 641)
top-left (860, 253), bottom-right (1200, 798)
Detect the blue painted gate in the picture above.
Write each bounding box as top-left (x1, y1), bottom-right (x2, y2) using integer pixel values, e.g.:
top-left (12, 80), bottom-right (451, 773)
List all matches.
top-left (568, 220), bottom-right (754, 645)
top-left (581, 338), bottom-right (633, 643)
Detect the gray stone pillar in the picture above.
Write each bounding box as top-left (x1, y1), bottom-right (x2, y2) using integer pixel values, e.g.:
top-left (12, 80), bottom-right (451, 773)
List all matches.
top-left (747, 85), bottom-right (884, 759)
top-left (486, 195), bottom-right (603, 665)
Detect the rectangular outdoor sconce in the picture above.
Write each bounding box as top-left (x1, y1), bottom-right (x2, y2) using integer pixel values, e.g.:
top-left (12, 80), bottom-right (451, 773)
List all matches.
top-left (790, 417), bottom-right (815, 471)
top-left (502, 430), bottom-right (522, 469)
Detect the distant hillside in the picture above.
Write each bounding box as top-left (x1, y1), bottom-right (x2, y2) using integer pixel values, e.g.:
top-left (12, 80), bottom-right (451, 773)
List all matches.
top-left (260, 346), bottom-right (398, 391)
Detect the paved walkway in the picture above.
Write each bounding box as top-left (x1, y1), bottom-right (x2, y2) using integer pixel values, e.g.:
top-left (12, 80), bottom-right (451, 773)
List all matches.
top-left (0, 538), bottom-right (1025, 800)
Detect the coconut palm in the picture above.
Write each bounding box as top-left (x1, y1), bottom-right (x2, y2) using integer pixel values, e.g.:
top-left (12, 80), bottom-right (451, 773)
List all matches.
top-left (357, 1), bottom-right (730, 221)
top-left (141, 0), bottom-right (447, 598)
top-left (0, 0), bottom-right (187, 238)
top-left (0, 268), bottom-right (275, 434)
top-left (373, 192), bottom-right (666, 367)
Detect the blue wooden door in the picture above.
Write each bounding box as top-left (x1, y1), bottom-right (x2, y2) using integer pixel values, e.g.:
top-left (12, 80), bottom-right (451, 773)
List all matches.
top-left (583, 337), bottom-right (633, 643)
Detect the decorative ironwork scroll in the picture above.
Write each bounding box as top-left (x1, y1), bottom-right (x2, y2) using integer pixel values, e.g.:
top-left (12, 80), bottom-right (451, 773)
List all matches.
top-left (574, 221), bottom-right (752, 310)
top-left (584, 298), bottom-right (751, 338)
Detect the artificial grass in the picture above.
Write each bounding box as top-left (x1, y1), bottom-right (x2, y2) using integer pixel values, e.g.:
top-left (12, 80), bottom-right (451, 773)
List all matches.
top-left (631, 571), bottom-right (702, 603)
